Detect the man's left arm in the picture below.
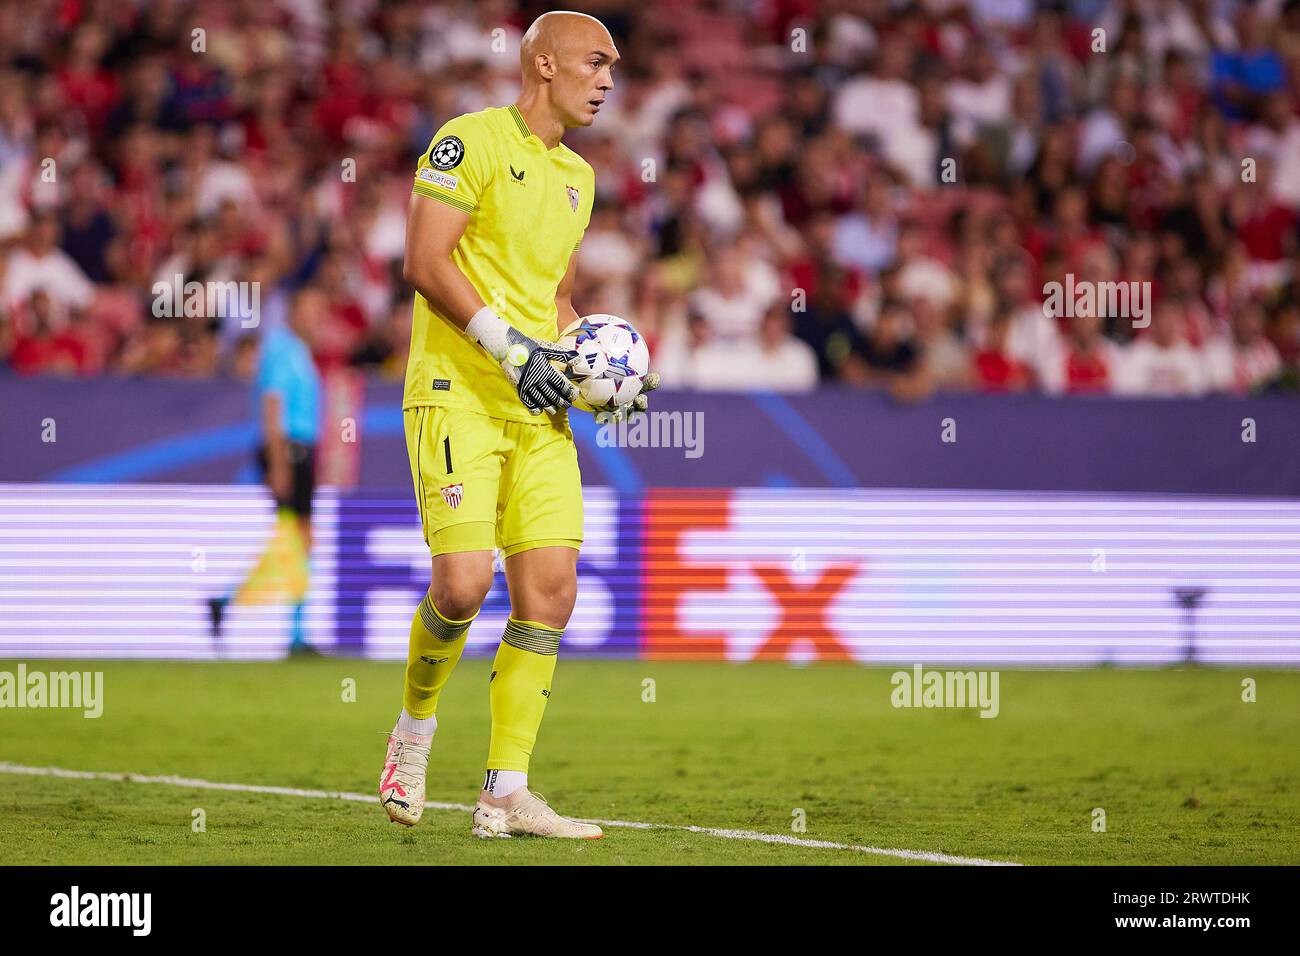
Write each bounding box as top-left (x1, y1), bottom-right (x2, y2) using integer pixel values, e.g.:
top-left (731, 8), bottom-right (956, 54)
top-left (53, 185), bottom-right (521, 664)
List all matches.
top-left (555, 252), bottom-right (581, 335)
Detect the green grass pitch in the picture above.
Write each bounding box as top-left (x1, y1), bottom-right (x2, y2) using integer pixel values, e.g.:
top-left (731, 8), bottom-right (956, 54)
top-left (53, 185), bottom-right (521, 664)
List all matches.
top-left (1, 659), bottom-right (1297, 865)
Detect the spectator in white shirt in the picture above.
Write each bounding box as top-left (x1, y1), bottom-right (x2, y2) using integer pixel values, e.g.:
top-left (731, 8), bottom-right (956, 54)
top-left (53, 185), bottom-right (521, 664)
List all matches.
top-left (688, 247), bottom-right (772, 343)
top-left (1221, 299), bottom-right (1283, 394)
top-left (947, 44), bottom-right (1013, 143)
top-left (895, 222), bottom-right (959, 308)
top-left (180, 125), bottom-right (257, 218)
top-left (1117, 299), bottom-right (1207, 396)
top-left (995, 258), bottom-right (1058, 376)
top-left (690, 304), bottom-right (819, 393)
top-left (1077, 76), bottom-right (1142, 174)
top-left (832, 33), bottom-right (920, 146)
top-left (832, 177), bottom-right (897, 275)
top-left (4, 212), bottom-right (95, 319)
top-left (913, 294), bottom-right (971, 391)
top-left (577, 206), bottom-right (642, 284)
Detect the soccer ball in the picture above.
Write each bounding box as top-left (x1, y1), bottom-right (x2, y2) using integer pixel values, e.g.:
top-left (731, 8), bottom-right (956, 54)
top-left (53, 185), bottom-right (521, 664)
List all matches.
top-left (556, 313), bottom-right (651, 412)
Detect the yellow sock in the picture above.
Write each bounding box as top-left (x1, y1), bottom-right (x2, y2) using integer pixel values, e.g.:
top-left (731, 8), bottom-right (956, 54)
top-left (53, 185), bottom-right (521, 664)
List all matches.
top-left (486, 618), bottom-right (562, 773)
top-left (402, 594), bottom-right (474, 719)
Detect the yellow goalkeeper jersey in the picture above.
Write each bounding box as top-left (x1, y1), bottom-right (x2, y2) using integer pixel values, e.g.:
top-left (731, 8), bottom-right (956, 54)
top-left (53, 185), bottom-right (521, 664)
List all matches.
top-left (403, 104), bottom-right (595, 422)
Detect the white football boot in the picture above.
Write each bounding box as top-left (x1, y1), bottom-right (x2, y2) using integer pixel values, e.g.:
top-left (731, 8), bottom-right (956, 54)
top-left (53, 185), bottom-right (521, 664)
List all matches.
top-left (472, 789), bottom-right (603, 839)
top-left (378, 728), bottom-right (431, 826)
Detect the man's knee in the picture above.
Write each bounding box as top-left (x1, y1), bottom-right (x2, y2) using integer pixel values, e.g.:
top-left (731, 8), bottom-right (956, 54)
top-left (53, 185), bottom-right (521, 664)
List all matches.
top-left (429, 575), bottom-right (491, 621)
top-left (515, 564), bottom-right (577, 629)
top-left (540, 573), bottom-right (578, 623)
top-left (428, 553), bottom-right (494, 621)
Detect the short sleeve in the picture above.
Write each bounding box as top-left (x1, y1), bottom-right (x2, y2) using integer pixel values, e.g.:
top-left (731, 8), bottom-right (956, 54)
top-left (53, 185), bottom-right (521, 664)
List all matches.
top-left (412, 114), bottom-right (492, 216)
top-left (256, 333), bottom-right (289, 397)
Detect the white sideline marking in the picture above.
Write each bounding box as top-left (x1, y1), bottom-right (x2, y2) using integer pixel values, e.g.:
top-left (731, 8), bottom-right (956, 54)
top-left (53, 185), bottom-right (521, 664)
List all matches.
top-left (0, 761), bottom-right (1019, 866)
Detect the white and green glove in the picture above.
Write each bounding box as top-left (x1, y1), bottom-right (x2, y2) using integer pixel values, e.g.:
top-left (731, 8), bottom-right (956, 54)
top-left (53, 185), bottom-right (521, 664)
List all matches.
top-left (467, 308), bottom-right (578, 415)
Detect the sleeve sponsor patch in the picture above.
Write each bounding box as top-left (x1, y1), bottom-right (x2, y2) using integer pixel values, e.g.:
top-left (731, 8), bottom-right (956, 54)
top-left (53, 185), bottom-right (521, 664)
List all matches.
top-left (428, 135), bottom-right (465, 170)
top-left (418, 168), bottom-right (459, 191)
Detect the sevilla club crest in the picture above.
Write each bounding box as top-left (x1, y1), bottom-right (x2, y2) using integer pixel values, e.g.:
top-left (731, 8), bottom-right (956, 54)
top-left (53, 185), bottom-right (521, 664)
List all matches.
top-left (566, 185), bottom-right (579, 212)
top-left (440, 483), bottom-right (463, 509)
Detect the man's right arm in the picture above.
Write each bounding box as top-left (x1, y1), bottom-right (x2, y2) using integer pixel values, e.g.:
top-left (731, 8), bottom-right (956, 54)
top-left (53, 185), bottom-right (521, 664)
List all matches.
top-left (261, 391), bottom-right (292, 503)
top-left (402, 193), bottom-right (484, 331)
top-left (402, 192), bottom-right (576, 414)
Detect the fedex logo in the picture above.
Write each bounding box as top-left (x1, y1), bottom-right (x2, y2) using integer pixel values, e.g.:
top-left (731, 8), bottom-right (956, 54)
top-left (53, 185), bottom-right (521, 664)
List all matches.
top-left (643, 490), bottom-right (866, 662)
top-left (331, 489), bottom-right (866, 661)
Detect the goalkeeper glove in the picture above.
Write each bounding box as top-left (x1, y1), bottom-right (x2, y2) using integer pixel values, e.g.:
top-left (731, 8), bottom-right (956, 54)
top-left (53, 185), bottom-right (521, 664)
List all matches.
top-left (594, 372), bottom-right (661, 425)
top-left (466, 308), bottom-right (578, 415)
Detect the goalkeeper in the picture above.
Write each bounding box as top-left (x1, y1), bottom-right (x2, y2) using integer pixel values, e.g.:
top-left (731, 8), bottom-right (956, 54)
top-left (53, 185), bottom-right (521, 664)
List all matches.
top-left (378, 10), bottom-right (657, 839)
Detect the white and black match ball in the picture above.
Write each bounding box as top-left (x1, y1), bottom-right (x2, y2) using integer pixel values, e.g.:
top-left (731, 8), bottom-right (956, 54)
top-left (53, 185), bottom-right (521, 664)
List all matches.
top-left (556, 313), bottom-right (651, 412)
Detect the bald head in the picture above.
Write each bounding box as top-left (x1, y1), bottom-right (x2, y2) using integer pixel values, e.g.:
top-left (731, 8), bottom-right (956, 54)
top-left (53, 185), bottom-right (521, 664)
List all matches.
top-left (520, 11), bottom-right (612, 80)
top-left (516, 10), bottom-right (618, 132)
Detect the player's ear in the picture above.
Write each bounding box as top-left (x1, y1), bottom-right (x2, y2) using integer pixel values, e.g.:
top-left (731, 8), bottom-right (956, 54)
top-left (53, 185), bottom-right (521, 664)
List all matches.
top-left (535, 53), bottom-right (555, 80)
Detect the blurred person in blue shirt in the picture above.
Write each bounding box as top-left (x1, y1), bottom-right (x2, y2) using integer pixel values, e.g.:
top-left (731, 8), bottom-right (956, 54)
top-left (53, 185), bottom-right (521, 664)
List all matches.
top-left (208, 288), bottom-right (324, 656)
top-left (1211, 4), bottom-right (1286, 120)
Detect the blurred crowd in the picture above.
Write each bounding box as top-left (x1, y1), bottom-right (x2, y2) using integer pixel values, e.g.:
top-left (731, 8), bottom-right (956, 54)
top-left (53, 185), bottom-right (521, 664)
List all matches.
top-left (2, 0), bottom-right (1300, 397)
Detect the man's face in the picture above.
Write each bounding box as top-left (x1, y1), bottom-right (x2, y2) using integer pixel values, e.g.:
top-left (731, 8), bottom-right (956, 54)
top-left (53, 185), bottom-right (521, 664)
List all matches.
top-left (290, 291), bottom-right (327, 347)
top-left (1071, 310), bottom-right (1101, 342)
top-left (1233, 306), bottom-right (1263, 343)
top-left (32, 217), bottom-right (58, 253)
top-left (550, 26), bottom-right (618, 128)
top-left (875, 310), bottom-right (906, 345)
top-left (760, 310), bottom-right (788, 347)
top-left (1153, 304), bottom-right (1183, 346)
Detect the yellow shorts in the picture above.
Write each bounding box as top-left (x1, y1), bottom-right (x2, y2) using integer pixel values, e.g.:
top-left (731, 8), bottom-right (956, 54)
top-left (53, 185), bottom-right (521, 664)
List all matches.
top-left (405, 405), bottom-right (583, 558)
